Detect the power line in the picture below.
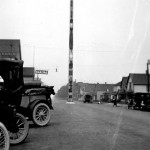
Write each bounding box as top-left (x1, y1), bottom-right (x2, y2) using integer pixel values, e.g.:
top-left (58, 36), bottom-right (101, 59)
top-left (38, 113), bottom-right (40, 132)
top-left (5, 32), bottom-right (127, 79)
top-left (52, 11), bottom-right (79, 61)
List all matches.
top-left (75, 49), bottom-right (150, 53)
top-left (22, 43), bottom-right (150, 54)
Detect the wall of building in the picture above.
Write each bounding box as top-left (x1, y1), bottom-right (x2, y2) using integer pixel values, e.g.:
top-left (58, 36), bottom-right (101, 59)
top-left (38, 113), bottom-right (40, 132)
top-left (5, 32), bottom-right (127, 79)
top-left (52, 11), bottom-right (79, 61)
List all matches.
top-left (134, 85), bottom-right (147, 93)
top-left (24, 77), bottom-right (34, 82)
top-left (127, 82), bottom-right (134, 92)
top-left (113, 86), bottom-right (120, 92)
top-left (97, 91), bottom-right (105, 100)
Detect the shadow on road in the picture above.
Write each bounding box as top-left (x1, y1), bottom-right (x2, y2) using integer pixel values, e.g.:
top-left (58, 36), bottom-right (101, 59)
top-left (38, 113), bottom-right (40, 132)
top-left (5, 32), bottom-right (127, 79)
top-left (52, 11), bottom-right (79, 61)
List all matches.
top-left (29, 121), bottom-right (61, 129)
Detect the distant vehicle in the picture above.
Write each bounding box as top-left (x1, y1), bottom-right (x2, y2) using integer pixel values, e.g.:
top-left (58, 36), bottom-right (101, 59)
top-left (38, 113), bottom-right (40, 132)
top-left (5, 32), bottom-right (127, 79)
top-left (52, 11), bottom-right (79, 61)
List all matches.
top-left (83, 94), bottom-right (93, 103)
top-left (132, 92), bottom-right (144, 110)
top-left (129, 92), bottom-right (150, 110)
top-left (140, 93), bottom-right (150, 111)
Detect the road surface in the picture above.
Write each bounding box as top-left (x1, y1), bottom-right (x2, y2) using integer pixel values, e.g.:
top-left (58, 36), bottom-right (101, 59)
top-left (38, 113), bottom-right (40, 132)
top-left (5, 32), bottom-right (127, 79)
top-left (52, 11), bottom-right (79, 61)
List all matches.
top-left (10, 98), bottom-right (150, 150)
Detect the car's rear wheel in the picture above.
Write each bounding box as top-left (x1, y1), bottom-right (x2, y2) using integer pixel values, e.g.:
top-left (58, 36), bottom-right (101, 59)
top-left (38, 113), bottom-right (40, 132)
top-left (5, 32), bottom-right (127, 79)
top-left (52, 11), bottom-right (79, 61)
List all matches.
top-left (32, 103), bottom-right (51, 127)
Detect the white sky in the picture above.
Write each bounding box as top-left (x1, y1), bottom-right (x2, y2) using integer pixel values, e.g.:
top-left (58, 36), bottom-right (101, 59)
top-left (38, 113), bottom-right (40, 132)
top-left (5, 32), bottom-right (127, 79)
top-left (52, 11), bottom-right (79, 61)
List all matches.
top-left (0, 0), bottom-right (150, 91)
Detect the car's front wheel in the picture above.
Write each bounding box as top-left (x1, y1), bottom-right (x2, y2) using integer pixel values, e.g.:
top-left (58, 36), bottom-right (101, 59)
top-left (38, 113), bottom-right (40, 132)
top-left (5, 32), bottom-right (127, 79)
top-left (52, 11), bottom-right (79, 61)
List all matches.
top-left (9, 113), bottom-right (29, 145)
top-left (32, 103), bottom-right (51, 127)
top-left (0, 122), bottom-right (9, 150)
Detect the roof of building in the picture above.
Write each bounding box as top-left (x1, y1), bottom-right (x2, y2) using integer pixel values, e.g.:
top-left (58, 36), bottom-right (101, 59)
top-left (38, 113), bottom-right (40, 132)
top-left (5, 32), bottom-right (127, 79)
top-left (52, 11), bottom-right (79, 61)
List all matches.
top-left (97, 84), bottom-right (114, 93)
top-left (128, 73), bottom-right (150, 85)
top-left (78, 82), bottom-right (114, 94)
top-left (121, 77), bottom-right (128, 88)
top-left (77, 82), bottom-right (84, 87)
top-left (114, 81), bottom-right (121, 86)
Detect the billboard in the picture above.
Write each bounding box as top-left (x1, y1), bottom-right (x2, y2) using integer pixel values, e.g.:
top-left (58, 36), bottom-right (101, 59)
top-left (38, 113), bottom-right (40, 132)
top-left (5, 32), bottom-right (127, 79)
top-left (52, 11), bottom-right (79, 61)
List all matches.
top-left (0, 39), bottom-right (21, 60)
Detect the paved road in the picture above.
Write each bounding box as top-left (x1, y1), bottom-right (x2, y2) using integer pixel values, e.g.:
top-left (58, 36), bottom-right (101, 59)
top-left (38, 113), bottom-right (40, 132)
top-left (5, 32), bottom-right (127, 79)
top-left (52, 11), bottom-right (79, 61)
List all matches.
top-left (10, 98), bottom-right (150, 150)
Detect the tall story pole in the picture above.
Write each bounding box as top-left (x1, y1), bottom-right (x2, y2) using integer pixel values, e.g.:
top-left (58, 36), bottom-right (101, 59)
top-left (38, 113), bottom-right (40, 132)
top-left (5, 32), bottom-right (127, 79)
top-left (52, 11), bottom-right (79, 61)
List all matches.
top-left (68, 0), bottom-right (74, 102)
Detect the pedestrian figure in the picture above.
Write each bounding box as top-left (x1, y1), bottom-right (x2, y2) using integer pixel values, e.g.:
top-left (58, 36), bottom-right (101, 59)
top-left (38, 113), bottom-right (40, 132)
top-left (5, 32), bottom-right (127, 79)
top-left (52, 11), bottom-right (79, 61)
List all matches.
top-left (128, 98), bottom-right (133, 109)
top-left (113, 96), bottom-right (117, 107)
top-left (98, 98), bottom-right (101, 104)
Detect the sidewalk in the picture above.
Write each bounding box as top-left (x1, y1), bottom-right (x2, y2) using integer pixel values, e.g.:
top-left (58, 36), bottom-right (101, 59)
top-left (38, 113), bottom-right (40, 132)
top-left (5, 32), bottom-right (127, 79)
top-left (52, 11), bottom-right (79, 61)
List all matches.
top-left (96, 101), bottom-right (127, 107)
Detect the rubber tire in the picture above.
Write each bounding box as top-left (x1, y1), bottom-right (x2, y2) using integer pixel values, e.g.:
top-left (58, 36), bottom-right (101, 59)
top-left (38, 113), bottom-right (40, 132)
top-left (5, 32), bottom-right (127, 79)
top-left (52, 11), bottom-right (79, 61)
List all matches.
top-left (32, 103), bottom-right (51, 127)
top-left (0, 122), bottom-right (9, 150)
top-left (9, 113), bottom-right (29, 145)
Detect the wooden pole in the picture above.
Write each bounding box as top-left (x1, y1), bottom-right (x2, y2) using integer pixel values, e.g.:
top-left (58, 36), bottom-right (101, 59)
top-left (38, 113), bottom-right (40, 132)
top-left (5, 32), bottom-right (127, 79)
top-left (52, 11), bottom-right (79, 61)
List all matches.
top-left (68, 0), bottom-right (74, 102)
top-left (147, 63), bottom-right (149, 93)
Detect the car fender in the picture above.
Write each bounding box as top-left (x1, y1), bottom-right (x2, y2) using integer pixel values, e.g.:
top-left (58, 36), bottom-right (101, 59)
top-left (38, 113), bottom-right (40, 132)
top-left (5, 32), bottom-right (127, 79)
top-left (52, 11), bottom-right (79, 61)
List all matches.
top-left (27, 99), bottom-right (51, 117)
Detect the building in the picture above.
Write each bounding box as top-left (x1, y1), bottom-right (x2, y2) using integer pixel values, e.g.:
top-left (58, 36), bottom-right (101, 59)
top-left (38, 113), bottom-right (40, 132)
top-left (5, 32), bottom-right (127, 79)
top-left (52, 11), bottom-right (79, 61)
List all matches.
top-left (78, 82), bottom-right (114, 102)
top-left (23, 67), bottom-right (42, 88)
top-left (117, 77), bottom-right (128, 100)
top-left (78, 83), bottom-right (97, 101)
top-left (126, 73), bottom-right (150, 93)
top-left (97, 83), bottom-right (114, 101)
top-left (113, 81), bottom-right (121, 92)
top-left (0, 39), bottom-right (22, 60)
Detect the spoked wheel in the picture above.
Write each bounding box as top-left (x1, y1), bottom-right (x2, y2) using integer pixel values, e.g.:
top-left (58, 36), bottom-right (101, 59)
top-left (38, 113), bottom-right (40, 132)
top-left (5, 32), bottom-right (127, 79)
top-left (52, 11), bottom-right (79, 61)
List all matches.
top-left (32, 103), bottom-right (51, 127)
top-left (0, 122), bottom-right (9, 150)
top-left (9, 113), bottom-right (29, 145)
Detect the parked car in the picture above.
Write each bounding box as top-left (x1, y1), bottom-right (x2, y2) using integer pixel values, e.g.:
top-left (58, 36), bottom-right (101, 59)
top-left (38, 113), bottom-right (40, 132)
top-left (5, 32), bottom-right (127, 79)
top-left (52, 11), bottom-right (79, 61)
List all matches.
top-left (0, 58), bottom-right (29, 145)
top-left (83, 94), bottom-right (93, 103)
top-left (18, 85), bottom-right (55, 127)
top-left (140, 93), bottom-right (150, 110)
top-left (130, 92), bottom-right (150, 110)
top-left (132, 92), bottom-right (144, 110)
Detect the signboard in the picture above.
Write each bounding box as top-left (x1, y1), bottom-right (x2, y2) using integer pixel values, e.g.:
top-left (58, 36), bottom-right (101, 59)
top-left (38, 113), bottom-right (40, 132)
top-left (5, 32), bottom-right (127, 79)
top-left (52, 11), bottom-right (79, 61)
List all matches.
top-left (35, 70), bottom-right (48, 74)
top-left (0, 39), bottom-right (21, 60)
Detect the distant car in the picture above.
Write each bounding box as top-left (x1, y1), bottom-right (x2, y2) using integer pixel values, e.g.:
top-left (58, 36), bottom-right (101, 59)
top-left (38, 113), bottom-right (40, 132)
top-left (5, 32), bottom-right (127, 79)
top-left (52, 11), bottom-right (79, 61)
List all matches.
top-left (140, 93), bottom-right (150, 110)
top-left (131, 92), bottom-right (150, 110)
top-left (83, 94), bottom-right (93, 103)
top-left (132, 92), bottom-right (144, 110)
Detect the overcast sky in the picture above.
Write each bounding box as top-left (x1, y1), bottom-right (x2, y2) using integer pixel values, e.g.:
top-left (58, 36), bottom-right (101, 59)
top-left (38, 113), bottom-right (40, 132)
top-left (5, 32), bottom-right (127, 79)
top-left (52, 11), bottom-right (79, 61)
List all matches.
top-left (0, 0), bottom-right (150, 91)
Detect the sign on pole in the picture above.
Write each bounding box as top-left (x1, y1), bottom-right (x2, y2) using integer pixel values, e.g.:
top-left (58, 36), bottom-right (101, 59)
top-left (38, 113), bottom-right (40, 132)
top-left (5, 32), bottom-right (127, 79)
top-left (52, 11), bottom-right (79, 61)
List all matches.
top-left (35, 70), bottom-right (48, 74)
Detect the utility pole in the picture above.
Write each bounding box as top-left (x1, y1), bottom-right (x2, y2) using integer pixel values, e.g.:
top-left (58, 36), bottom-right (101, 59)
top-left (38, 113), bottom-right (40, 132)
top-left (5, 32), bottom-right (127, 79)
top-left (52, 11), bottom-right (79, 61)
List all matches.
top-left (67, 0), bottom-right (74, 103)
top-left (147, 60), bottom-right (150, 93)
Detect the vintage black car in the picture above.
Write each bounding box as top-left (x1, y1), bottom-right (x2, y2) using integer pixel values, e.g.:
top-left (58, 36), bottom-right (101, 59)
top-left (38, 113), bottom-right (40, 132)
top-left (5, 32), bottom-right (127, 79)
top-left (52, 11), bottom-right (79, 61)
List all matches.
top-left (128, 92), bottom-right (150, 110)
top-left (140, 93), bottom-right (150, 110)
top-left (83, 94), bottom-right (93, 103)
top-left (0, 58), bottom-right (55, 147)
top-left (132, 92), bottom-right (143, 110)
top-left (0, 58), bottom-right (29, 145)
top-left (19, 85), bottom-right (55, 127)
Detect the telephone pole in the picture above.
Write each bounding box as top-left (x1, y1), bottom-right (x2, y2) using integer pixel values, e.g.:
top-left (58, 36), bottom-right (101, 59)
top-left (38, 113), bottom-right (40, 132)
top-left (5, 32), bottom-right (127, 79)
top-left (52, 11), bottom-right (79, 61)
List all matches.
top-left (67, 0), bottom-right (74, 103)
top-left (147, 60), bottom-right (150, 93)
